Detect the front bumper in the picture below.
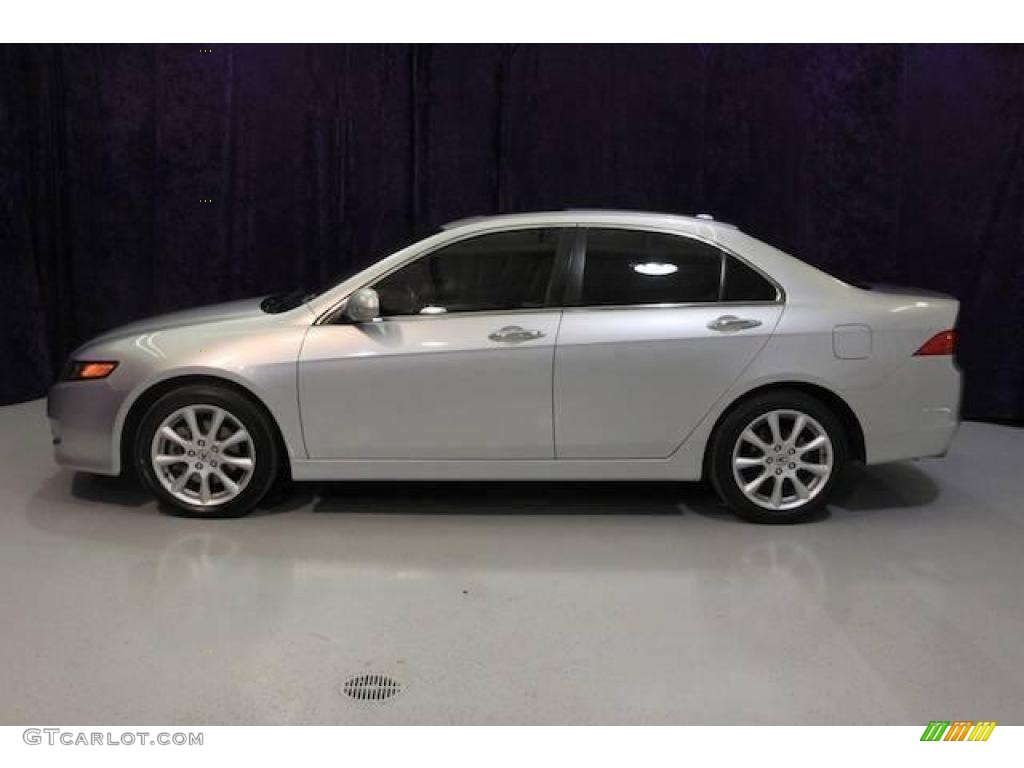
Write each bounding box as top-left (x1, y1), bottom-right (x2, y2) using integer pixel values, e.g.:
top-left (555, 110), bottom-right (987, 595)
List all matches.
top-left (47, 379), bottom-right (124, 475)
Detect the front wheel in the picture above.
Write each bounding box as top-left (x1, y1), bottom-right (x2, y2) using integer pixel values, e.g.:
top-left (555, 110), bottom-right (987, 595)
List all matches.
top-left (134, 384), bottom-right (280, 518)
top-left (708, 391), bottom-right (849, 524)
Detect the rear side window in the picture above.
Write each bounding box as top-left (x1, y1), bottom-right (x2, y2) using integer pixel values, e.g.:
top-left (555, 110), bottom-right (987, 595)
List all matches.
top-left (721, 254), bottom-right (779, 302)
top-left (577, 229), bottom-right (722, 306)
top-left (373, 228), bottom-right (561, 316)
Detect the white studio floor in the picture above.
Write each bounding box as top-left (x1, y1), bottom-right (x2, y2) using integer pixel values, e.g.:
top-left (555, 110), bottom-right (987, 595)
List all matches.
top-left (1, 397), bottom-right (1023, 725)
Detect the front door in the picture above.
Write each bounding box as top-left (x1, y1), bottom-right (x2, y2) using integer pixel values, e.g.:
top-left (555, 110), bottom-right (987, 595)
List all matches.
top-left (299, 227), bottom-right (571, 459)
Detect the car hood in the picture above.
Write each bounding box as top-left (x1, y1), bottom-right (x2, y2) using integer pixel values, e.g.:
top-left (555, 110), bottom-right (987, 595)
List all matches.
top-left (85, 297), bottom-right (270, 346)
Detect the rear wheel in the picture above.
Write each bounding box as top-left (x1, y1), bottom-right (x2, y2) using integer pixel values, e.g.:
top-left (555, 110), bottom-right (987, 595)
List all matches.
top-left (709, 391), bottom-right (849, 523)
top-left (134, 385), bottom-right (280, 518)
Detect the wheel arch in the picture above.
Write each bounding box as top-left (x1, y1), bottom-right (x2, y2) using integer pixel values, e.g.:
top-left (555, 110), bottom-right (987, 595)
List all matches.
top-left (703, 381), bottom-right (866, 472)
top-left (118, 374), bottom-right (291, 480)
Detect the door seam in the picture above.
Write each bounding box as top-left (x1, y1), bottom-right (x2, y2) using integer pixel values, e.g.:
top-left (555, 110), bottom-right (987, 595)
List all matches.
top-left (550, 309), bottom-right (566, 459)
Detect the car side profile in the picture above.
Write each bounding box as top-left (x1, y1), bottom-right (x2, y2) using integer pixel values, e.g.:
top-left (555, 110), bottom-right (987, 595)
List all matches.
top-left (47, 210), bottom-right (961, 522)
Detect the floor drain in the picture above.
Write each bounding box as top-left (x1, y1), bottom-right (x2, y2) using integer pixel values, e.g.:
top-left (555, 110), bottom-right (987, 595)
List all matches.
top-left (342, 674), bottom-right (402, 702)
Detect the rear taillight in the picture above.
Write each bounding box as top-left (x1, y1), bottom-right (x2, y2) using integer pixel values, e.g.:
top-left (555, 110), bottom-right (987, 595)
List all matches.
top-left (914, 329), bottom-right (956, 356)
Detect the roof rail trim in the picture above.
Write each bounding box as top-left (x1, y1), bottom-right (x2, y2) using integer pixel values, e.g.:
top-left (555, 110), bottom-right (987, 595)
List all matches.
top-left (441, 210), bottom-right (737, 230)
top-left (441, 215), bottom-right (491, 230)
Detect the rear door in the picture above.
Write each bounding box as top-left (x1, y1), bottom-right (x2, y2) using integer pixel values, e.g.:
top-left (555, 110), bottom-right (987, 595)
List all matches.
top-left (553, 227), bottom-right (783, 458)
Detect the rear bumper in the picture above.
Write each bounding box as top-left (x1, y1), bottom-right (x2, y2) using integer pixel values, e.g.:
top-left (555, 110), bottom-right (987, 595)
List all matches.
top-left (846, 357), bottom-right (962, 465)
top-left (863, 417), bottom-right (960, 464)
top-left (47, 380), bottom-right (123, 475)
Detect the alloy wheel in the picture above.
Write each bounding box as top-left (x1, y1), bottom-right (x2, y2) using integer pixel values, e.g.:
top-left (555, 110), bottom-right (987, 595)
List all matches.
top-left (731, 409), bottom-right (834, 511)
top-left (150, 404), bottom-right (256, 507)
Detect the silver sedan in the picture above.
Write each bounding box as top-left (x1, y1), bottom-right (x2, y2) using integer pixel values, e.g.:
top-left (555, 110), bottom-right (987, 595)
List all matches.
top-left (47, 210), bottom-right (961, 522)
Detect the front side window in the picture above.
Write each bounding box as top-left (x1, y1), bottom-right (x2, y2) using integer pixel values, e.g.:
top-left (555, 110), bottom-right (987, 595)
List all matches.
top-left (577, 229), bottom-right (723, 306)
top-left (373, 228), bottom-right (562, 317)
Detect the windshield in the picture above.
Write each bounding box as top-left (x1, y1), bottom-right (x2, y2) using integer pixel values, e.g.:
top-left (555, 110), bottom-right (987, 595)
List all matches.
top-left (260, 236), bottom-right (423, 314)
top-left (259, 289), bottom-right (320, 314)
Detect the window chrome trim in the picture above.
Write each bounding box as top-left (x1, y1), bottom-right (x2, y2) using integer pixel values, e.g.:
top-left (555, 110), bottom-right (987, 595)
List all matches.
top-left (560, 299), bottom-right (783, 313)
top-left (354, 306), bottom-right (566, 323)
top-left (322, 300), bottom-right (782, 326)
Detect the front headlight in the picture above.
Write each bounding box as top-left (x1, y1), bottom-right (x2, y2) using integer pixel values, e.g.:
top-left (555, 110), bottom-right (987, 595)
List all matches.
top-left (63, 360), bottom-right (119, 381)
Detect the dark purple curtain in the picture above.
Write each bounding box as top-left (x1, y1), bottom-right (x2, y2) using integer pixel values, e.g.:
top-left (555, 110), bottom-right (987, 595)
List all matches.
top-left (1, 44), bottom-right (1022, 419)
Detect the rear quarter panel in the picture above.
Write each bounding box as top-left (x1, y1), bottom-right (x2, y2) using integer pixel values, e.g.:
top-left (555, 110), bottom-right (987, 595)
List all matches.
top-left (670, 230), bottom-right (961, 472)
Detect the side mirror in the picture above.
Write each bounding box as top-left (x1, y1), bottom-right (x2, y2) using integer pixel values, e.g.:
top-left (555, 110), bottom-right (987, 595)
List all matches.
top-left (344, 287), bottom-right (380, 323)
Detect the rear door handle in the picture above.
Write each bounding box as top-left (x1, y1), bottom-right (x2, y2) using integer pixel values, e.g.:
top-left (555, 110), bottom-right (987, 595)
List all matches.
top-left (707, 315), bottom-right (763, 332)
top-left (488, 325), bottom-right (545, 343)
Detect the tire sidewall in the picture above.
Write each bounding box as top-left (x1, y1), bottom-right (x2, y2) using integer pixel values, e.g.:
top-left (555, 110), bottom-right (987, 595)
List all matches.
top-left (134, 385), bottom-right (279, 518)
top-left (710, 391), bottom-right (849, 523)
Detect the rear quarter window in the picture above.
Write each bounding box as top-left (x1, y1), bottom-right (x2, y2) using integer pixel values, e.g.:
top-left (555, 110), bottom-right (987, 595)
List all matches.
top-left (721, 255), bottom-right (779, 302)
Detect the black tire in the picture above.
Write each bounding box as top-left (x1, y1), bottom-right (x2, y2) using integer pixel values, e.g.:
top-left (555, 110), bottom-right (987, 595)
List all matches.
top-left (134, 384), bottom-right (280, 518)
top-left (708, 390), bottom-right (849, 524)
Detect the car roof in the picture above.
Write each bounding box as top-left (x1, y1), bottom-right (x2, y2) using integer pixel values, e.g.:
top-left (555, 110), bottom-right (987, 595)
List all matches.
top-left (440, 209), bottom-right (738, 232)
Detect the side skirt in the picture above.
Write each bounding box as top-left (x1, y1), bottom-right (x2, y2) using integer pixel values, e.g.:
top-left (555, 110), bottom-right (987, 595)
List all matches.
top-left (290, 457), bottom-right (702, 482)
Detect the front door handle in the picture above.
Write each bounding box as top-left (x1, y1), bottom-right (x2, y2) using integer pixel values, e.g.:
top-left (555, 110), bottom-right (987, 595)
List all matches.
top-left (707, 315), bottom-right (763, 332)
top-left (488, 325), bottom-right (545, 343)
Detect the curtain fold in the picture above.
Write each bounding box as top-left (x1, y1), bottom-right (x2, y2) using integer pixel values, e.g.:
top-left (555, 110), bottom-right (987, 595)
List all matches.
top-left (1, 44), bottom-right (1022, 419)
